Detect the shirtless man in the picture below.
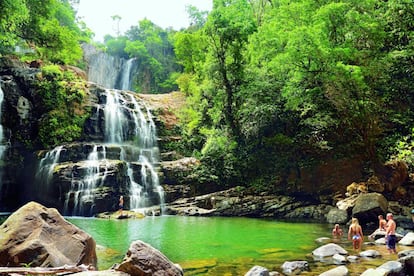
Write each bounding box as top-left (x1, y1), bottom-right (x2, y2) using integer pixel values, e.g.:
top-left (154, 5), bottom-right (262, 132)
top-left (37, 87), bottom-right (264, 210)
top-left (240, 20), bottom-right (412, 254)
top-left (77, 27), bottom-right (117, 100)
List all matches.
top-left (385, 213), bottom-right (397, 253)
top-left (348, 217), bottom-right (363, 251)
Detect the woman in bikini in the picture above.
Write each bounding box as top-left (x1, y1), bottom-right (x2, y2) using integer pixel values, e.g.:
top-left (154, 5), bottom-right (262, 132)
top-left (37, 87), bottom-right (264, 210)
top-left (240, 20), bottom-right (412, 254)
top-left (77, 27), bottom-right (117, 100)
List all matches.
top-left (348, 217), bottom-right (363, 251)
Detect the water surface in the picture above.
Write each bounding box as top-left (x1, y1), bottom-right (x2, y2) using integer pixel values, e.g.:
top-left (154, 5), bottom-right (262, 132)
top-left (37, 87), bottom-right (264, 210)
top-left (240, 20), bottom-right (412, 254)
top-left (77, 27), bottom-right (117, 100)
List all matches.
top-left (68, 216), bottom-right (330, 275)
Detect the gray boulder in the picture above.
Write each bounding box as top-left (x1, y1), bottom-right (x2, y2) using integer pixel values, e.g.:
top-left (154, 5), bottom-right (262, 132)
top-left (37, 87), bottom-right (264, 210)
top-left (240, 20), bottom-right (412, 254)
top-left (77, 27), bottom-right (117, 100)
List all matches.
top-left (245, 265), bottom-right (270, 276)
top-left (359, 249), bottom-right (381, 258)
top-left (280, 261), bottom-right (309, 275)
top-left (399, 232), bottom-right (414, 246)
top-left (326, 208), bottom-right (348, 224)
top-left (312, 243), bottom-right (348, 258)
top-left (352, 193), bottom-right (388, 223)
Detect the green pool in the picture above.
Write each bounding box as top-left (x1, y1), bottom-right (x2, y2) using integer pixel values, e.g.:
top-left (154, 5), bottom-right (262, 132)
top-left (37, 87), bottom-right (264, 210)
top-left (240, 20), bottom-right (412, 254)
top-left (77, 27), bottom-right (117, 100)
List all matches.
top-left (68, 216), bottom-right (330, 275)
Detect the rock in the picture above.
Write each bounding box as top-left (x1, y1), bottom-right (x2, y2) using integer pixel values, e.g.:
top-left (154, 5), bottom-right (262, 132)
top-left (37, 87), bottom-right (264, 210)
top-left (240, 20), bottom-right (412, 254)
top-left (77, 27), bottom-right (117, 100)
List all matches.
top-left (160, 157), bottom-right (200, 185)
top-left (351, 193), bottom-right (388, 223)
top-left (312, 243), bottom-right (348, 258)
top-left (360, 268), bottom-right (380, 275)
top-left (319, 265), bottom-right (348, 276)
top-left (375, 237), bottom-right (387, 245)
top-left (72, 271), bottom-right (129, 276)
top-left (347, 255), bottom-right (359, 262)
top-left (280, 261), bottom-right (309, 275)
top-left (399, 254), bottom-right (414, 275)
top-left (376, 261), bottom-right (404, 275)
top-left (368, 229), bottom-right (387, 240)
top-left (399, 232), bottom-right (414, 246)
top-left (316, 237), bottom-right (332, 244)
top-left (366, 175), bottom-right (385, 193)
top-left (359, 249), bottom-right (381, 258)
top-left (336, 194), bottom-right (358, 211)
top-left (115, 240), bottom-right (183, 276)
top-left (380, 160), bottom-right (409, 192)
top-left (0, 201), bottom-right (97, 268)
top-left (398, 249), bottom-right (414, 258)
top-left (333, 253), bottom-right (347, 265)
top-left (326, 208), bottom-right (348, 224)
top-left (245, 265), bottom-right (270, 276)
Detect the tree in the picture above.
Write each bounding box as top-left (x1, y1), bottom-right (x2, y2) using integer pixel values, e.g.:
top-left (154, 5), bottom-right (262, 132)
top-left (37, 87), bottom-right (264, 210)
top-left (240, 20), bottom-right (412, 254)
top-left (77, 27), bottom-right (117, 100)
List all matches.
top-left (0, 0), bottom-right (29, 53)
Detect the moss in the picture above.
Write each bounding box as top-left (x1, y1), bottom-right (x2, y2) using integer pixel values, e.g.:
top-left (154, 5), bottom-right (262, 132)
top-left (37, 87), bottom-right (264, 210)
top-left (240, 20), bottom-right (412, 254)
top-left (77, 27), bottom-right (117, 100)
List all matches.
top-left (35, 64), bottom-right (91, 148)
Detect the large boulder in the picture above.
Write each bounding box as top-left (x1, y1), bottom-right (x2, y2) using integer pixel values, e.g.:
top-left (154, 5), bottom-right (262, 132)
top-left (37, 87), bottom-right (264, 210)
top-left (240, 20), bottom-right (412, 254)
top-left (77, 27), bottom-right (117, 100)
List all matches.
top-left (351, 193), bottom-right (388, 223)
top-left (0, 201), bottom-right (97, 268)
top-left (115, 240), bottom-right (183, 276)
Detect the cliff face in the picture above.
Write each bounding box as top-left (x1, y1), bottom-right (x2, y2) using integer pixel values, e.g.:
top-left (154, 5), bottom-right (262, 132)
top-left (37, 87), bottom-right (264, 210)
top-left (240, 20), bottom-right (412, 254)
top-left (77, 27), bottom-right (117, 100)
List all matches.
top-left (0, 57), bottom-right (43, 211)
top-left (0, 57), bottom-right (193, 214)
top-left (0, 57), bottom-right (412, 217)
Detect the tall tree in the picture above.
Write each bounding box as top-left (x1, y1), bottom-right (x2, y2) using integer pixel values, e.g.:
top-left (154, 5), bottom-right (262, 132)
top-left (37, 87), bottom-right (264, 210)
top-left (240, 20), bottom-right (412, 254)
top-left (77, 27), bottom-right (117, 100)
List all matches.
top-left (204, 0), bottom-right (257, 137)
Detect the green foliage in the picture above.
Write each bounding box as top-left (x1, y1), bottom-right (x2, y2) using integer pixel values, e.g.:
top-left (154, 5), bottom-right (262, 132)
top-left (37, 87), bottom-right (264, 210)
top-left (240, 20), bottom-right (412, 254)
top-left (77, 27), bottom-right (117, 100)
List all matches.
top-left (390, 129), bottom-right (414, 170)
top-left (35, 64), bottom-right (89, 148)
top-left (174, 0), bottom-right (414, 189)
top-left (0, 0), bottom-right (89, 64)
top-left (0, 0), bottom-right (29, 52)
top-left (197, 129), bottom-right (240, 185)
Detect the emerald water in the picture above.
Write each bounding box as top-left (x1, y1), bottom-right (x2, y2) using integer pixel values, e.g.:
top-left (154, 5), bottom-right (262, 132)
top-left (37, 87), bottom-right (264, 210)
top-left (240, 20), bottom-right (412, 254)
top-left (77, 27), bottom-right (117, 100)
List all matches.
top-left (68, 216), bottom-right (330, 275)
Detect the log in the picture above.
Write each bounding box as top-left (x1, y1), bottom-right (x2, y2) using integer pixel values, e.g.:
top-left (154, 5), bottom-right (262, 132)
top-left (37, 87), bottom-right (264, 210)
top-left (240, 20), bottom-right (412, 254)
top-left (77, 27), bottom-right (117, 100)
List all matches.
top-left (0, 264), bottom-right (91, 275)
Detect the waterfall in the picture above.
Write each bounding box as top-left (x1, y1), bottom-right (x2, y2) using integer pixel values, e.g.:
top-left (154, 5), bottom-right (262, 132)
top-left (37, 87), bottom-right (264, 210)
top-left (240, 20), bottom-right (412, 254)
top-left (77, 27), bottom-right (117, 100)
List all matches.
top-left (82, 44), bottom-right (137, 91)
top-left (118, 58), bottom-right (136, 91)
top-left (36, 89), bottom-right (164, 216)
top-left (63, 145), bottom-right (109, 216)
top-left (36, 146), bottom-right (64, 187)
top-left (104, 89), bottom-right (164, 211)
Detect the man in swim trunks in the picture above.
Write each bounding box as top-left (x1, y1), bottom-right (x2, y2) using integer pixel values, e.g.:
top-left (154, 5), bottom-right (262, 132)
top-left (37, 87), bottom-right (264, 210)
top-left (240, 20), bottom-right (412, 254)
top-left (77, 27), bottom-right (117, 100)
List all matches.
top-left (385, 213), bottom-right (397, 253)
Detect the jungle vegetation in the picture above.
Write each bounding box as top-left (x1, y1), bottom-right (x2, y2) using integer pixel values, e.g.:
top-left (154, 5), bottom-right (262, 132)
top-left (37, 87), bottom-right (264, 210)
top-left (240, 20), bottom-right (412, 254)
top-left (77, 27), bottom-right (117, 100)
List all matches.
top-left (0, 0), bottom-right (413, 190)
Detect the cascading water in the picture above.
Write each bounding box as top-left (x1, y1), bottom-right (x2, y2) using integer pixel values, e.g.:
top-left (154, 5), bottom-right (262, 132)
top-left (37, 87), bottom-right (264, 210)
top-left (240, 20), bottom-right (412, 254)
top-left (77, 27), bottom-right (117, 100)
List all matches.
top-left (35, 46), bottom-right (161, 216)
top-left (83, 44), bottom-right (137, 91)
top-left (37, 89), bottom-right (164, 216)
top-left (104, 89), bottom-right (163, 211)
top-left (118, 58), bottom-right (136, 91)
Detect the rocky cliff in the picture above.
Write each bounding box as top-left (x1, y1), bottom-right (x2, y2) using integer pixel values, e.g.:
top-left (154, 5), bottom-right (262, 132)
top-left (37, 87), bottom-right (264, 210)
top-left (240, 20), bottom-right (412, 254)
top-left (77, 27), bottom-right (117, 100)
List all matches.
top-left (1, 56), bottom-right (413, 224)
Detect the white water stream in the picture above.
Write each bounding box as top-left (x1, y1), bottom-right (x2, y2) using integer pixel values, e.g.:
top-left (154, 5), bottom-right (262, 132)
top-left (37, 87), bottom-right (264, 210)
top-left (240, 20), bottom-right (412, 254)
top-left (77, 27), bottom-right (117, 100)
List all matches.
top-left (37, 89), bottom-right (164, 216)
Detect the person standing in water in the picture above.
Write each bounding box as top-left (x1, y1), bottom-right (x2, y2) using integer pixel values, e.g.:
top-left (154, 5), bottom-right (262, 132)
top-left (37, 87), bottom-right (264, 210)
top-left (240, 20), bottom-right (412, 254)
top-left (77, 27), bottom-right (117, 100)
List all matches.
top-left (348, 217), bottom-right (363, 251)
top-left (385, 213), bottom-right (397, 254)
top-left (332, 224), bottom-right (343, 239)
top-left (118, 195), bottom-right (124, 215)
